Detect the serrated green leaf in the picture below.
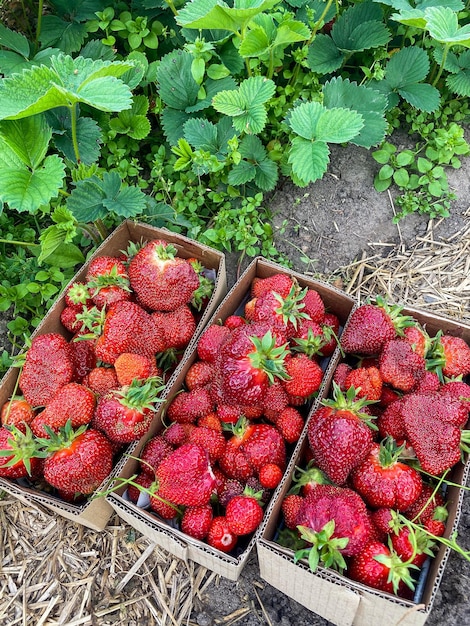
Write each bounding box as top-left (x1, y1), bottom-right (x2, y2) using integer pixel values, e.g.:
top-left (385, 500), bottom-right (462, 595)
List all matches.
top-left (274, 20), bottom-right (310, 48)
top-left (42, 242), bottom-right (85, 268)
top-left (0, 23), bottom-right (30, 57)
top-left (177, 0), bottom-right (282, 33)
top-left (186, 76), bottom-right (238, 113)
top-left (288, 137), bottom-right (330, 185)
top-left (0, 115), bottom-right (52, 169)
top-left (336, 21), bottom-right (391, 53)
top-left (306, 34), bottom-right (344, 74)
top-left (239, 75), bottom-right (276, 105)
top-left (161, 108), bottom-right (193, 145)
top-left (103, 184), bottom-right (147, 218)
top-left (0, 154), bottom-right (65, 213)
top-left (184, 117), bottom-right (218, 151)
top-left (228, 160), bottom-right (257, 185)
top-left (239, 27), bottom-right (270, 58)
top-left (332, 2), bottom-right (390, 52)
top-left (385, 46), bottom-right (430, 88)
top-left (50, 113), bottom-right (102, 164)
top-left (389, 9), bottom-right (426, 29)
top-left (143, 197), bottom-right (193, 228)
top-left (447, 70), bottom-right (470, 96)
top-left (239, 134), bottom-right (267, 161)
top-left (254, 157), bottom-right (278, 191)
top-left (39, 16), bottom-right (88, 54)
top-left (426, 6), bottom-right (470, 46)
top-left (157, 50), bottom-right (199, 110)
top-left (315, 107), bottom-right (364, 143)
top-left (285, 101), bottom-right (322, 140)
top-left (67, 176), bottom-right (106, 222)
top-left (397, 82), bottom-right (440, 112)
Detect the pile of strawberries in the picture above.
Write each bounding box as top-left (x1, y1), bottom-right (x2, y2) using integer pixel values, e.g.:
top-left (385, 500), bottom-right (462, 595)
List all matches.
top-left (0, 238), bottom-right (215, 501)
top-left (120, 272), bottom-right (342, 553)
top-left (279, 298), bottom-right (470, 598)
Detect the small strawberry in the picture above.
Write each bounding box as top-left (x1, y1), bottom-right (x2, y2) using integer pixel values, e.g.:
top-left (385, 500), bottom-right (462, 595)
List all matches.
top-left (340, 298), bottom-right (414, 355)
top-left (282, 353), bottom-right (323, 398)
top-left (1, 397), bottom-right (35, 430)
top-left (60, 306), bottom-right (84, 333)
top-left (0, 425), bottom-right (45, 478)
top-left (181, 504), bottom-right (213, 540)
top-left (377, 397), bottom-right (407, 442)
top-left (207, 516), bottom-right (238, 552)
top-left (275, 406), bottom-right (304, 444)
top-left (82, 366), bottom-right (119, 396)
top-left (185, 361), bottom-right (214, 390)
top-left (319, 313), bottom-right (341, 357)
top-left (427, 332), bottom-right (470, 379)
top-left (127, 472), bottom-right (154, 503)
top-left (162, 422), bottom-right (191, 447)
top-left (241, 423), bottom-right (286, 473)
top-left (390, 525), bottom-right (435, 568)
top-left (64, 281), bottom-right (94, 309)
top-left (259, 463), bottom-right (283, 489)
top-left (403, 324), bottom-right (430, 358)
top-left (281, 494), bottom-right (304, 529)
top-left (332, 362), bottom-right (353, 391)
top-left (403, 483), bottom-right (445, 525)
top-left (218, 478), bottom-right (245, 507)
top-left (30, 383), bottom-right (96, 437)
top-left (188, 425), bottom-right (226, 462)
top-left (155, 443), bottom-right (216, 506)
top-left (128, 240), bottom-right (200, 311)
top-left (299, 288), bottom-right (325, 323)
top-left (114, 353), bottom-right (161, 387)
top-left (19, 333), bottom-right (74, 407)
top-left (379, 338), bottom-right (426, 392)
top-left (149, 489), bottom-right (180, 520)
top-left (197, 412), bottom-right (222, 431)
top-left (225, 491), bottom-right (264, 536)
top-left (85, 256), bottom-right (131, 310)
top-left (167, 388), bottom-right (213, 424)
top-left (224, 315), bottom-right (246, 330)
top-left (197, 324), bottom-right (231, 363)
top-left (41, 422), bottom-right (114, 495)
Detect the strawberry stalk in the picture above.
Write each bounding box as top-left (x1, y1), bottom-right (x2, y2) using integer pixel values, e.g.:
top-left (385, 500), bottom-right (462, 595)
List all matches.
top-left (294, 520), bottom-right (349, 573)
top-left (322, 382), bottom-right (379, 430)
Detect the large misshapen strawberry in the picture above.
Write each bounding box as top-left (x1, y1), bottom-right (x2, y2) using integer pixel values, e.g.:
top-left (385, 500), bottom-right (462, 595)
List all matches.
top-left (19, 333), bottom-right (74, 407)
top-left (379, 338), bottom-right (426, 392)
top-left (128, 239), bottom-right (199, 312)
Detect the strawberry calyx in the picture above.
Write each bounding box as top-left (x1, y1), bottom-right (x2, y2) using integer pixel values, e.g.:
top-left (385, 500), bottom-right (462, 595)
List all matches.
top-left (73, 306), bottom-right (107, 340)
top-left (87, 264), bottom-right (131, 292)
top-left (292, 326), bottom-right (332, 359)
top-left (373, 547), bottom-right (418, 594)
top-left (116, 376), bottom-right (166, 412)
top-left (322, 382), bottom-right (378, 429)
top-left (290, 462), bottom-right (330, 495)
top-left (374, 296), bottom-right (416, 336)
top-left (295, 520), bottom-right (349, 573)
top-left (37, 420), bottom-right (88, 454)
top-left (248, 331), bottom-right (290, 384)
top-left (273, 284), bottom-right (310, 330)
top-left (191, 274), bottom-right (215, 311)
top-left (154, 242), bottom-right (178, 261)
top-left (377, 436), bottom-right (408, 468)
top-left (0, 424), bottom-right (47, 474)
top-left (66, 282), bottom-right (92, 306)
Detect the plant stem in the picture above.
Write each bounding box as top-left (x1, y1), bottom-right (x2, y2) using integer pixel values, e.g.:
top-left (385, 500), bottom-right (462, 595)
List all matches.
top-left (432, 44), bottom-right (450, 87)
top-left (70, 103), bottom-right (81, 164)
top-left (164, 0), bottom-right (178, 16)
top-left (0, 239), bottom-right (39, 248)
top-left (35, 0), bottom-right (44, 51)
top-left (77, 223), bottom-right (102, 245)
top-left (94, 219), bottom-right (109, 241)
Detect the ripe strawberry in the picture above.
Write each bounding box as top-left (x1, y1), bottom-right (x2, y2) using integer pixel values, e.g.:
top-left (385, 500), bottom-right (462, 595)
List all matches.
top-left (125, 472), bottom-right (153, 504)
top-left (344, 366), bottom-right (383, 401)
top-left (64, 281), bottom-right (94, 309)
top-left (82, 366), bottom-right (119, 396)
top-left (242, 423), bottom-right (286, 472)
top-left (259, 463), bottom-right (283, 489)
top-left (295, 485), bottom-right (373, 570)
top-left (185, 361), bottom-right (214, 390)
top-left (379, 386), bottom-right (401, 407)
top-left (207, 516), bottom-right (238, 552)
top-left (188, 425), bottom-right (226, 462)
top-left (30, 383), bottom-right (96, 437)
top-left (290, 462), bottom-right (330, 497)
top-left (155, 443), bottom-right (216, 506)
top-left (217, 325), bottom-right (289, 406)
top-left (19, 333), bottom-right (74, 407)
top-left (139, 435), bottom-right (173, 475)
top-left (377, 397), bottom-right (407, 442)
top-left (225, 492), bottom-right (264, 535)
top-left (198, 412), bottom-right (222, 431)
top-left (128, 240), bottom-right (199, 311)
top-left (283, 354), bottom-right (323, 398)
top-left (403, 483), bottom-right (445, 525)
top-left (390, 525), bottom-right (435, 568)
top-left (167, 388), bottom-right (213, 424)
top-left (41, 423), bottom-right (114, 495)
top-left (162, 422), bottom-right (192, 447)
top-left (60, 306), bottom-right (84, 333)
top-left (95, 301), bottom-right (166, 364)
top-left (152, 305), bottom-right (196, 350)
top-left (427, 332), bottom-right (470, 379)
top-left (181, 504), bottom-right (213, 540)
top-left (348, 540), bottom-right (416, 595)
top-left (93, 377), bottom-right (165, 443)
top-left (218, 478), bottom-right (245, 507)
top-left (401, 390), bottom-right (469, 474)
top-left (69, 336), bottom-right (97, 381)
top-left (0, 425), bottom-right (44, 478)
top-left (281, 494), bottom-right (304, 529)
top-left (319, 313), bottom-right (341, 357)
top-left (379, 338), bottom-right (426, 392)
top-left (248, 283), bottom-right (309, 338)
top-left (440, 380), bottom-right (470, 404)
top-left (299, 288), bottom-right (325, 323)
top-left (370, 507), bottom-right (394, 539)
top-left (340, 298), bottom-right (414, 355)
top-left (275, 406), bottom-right (304, 443)
top-left (351, 438), bottom-right (423, 510)
top-left (403, 324), bottom-right (429, 358)
top-left (262, 382), bottom-right (289, 422)
top-left (332, 362), bottom-right (353, 391)
top-left (1, 397), bottom-right (35, 430)
top-left (291, 319), bottom-right (326, 359)
top-left (197, 324), bottom-right (231, 363)
top-left (307, 384), bottom-right (376, 484)
top-left (218, 419), bottom-right (258, 481)
top-left (412, 369), bottom-right (440, 393)
top-left (251, 273), bottom-right (294, 299)
top-left (114, 353), bottom-right (161, 387)
top-left (224, 315), bottom-right (246, 330)
top-left (86, 256), bottom-right (131, 310)
top-left (149, 489), bottom-right (180, 520)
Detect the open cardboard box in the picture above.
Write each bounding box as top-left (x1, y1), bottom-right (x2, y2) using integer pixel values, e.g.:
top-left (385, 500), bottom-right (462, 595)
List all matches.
top-left (0, 220), bottom-right (227, 531)
top-left (257, 306), bottom-right (470, 626)
top-left (106, 256), bottom-right (357, 579)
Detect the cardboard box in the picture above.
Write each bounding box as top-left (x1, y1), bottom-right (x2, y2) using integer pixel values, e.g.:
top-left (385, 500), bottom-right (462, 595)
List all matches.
top-left (0, 220), bottom-right (227, 531)
top-left (106, 257), bottom-right (356, 579)
top-left (257, 307), bottom-right (470, 626)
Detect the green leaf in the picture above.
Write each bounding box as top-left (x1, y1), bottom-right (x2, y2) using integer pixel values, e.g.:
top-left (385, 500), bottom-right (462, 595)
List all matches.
top-left (378, 163), bottom-right (394, 180)
top-left (39, 16), bottom-right (88, 54)
top-left (396, 150), bottom-right (415, 166)
top-left (306, 34), bottom-right (344, 75)
top-left (397, 82), bottom-right (440, 112)
top-left (385, 46), bottom-right (430, 88)
top-left (0, 23), bottom-right (30, 57)
top-left (426, 6), bottom-right (470, 46)
top-left (177, 0), bottom-right (282, 34)
top-left (393, 168), bottom-right (410, 187)
top-left (186, 76), bottom-right (237, 113)
top-left (239, 27), bottom-right (270, 58)
top-left (447, 70), bottom-right (470, 97)
top-left (286, 101), bottom-right (323, 140)
top-left (228, 160), bottom-right (257, 185)
top-left (286, 101), bottom-right (363, 143)
top-left (332, 2), bottom-right (390, 52)
top-left (184, 117), bottom-right (218, 152)
top-left (0, 115), bottom-right (52, 169)
top-left (288, 137), bottom-right (330, 185)
top-left (373, 149), bottom-right (392, 164)
top-left (67, 175), bottom-right (106, 222)
top-left (0, 154), bottom-right (65, 213)
top-left (239, 134), bottom-right (267, 161)
top-left (42, 242), bottom-right (85, 268)
top-left (52, 115), bottom-right (102, 164)
top-left (103, 184), bottom-right (147, 218)
top-left (161, 108), bottom-right (193, 145)
top-left (254, 157), bottom-right (278, 191)
top-left (374, 175), bottom-right (392, 192)
top-left (157, 50), bottom-right (199, 110)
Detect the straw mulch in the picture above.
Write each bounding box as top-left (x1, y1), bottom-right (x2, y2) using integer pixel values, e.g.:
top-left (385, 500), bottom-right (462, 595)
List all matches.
top-left (0, 212), bottom-right (469, 626)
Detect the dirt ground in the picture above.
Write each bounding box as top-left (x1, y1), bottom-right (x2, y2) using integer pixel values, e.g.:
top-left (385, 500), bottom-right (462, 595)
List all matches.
top-left (1, 130), bottom-right (470, 626)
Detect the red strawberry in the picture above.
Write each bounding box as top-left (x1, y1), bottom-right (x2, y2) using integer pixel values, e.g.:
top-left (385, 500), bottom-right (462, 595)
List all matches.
top-left (218, 419), bottom-right (258, 481)
top-left (428, 333), bottom-right (470, 379)
top-left (0, 425), bottom-right (44, 478)
top-left (162, 422), bottom-right (192, 447)
top-left (351, 438), bottom-right (423, 510)
top-left (185, 361), bottom-right (214, 390)
top-left (299, 288), bottom-right (325, 323)
top-left (344, 365), bottom-right (383, 401)
top-left (82, 366), bottom-right (119, 396)
top-left (155, 443), bottom-right (216, 506)
top-left (149, 489), bottom-right (180, 520)
top-left (276, 407), bottom-right (304, 443)
top-left (403, 324), bottom-right (429, 358)
top-left (250, 273), bottom-right (294, 299)
top-left (152, 305), bottom-right (196, 350)
top-left (42, 423), bottom-right (114, 495)
top-left (282, 354), bottom-right (323, 398)
top-left (242, 423), bottom-right (286, 472)
top-left (69, 336), bottom-right (97, 381)
top-left (188, 425), bottom-right (226, 462)
top-left (320, 313), bottom-right (341, 357)
top-left (198, 412), bottom-right (222, 431)
top-left (224, 315), bottom-right (246, 330)
top-left (379, 339), bottom-right (426, 391)
top-left (377, 397), bottom-right (407, 442)
top-left (127, 472), bottom-right (154, 504)
top-left (1, 397), bottom-right (35, 430)
top-left (262, 382), bottom-right (289, 422)
top-left (370, 507), bottom-right (394, 538)
top-left (167, 388), bottom-right (213, 424)
top-left (248, 283), bottom-right (309, 338)
top-left (60, 306), bottom-right (84, 333)
top-left (225, 492), bottom-right (264, 535)
top-left (340, 298), bottom-right (414, 355)
top-left (412, 369), bottom-right (440, 393)
top-left (128, 240), bottom-right (199, 311)
top-left (348, 540), bottom-right (416, 595)
top-left (64, 281), bottom-right (94, 309)
top-left (85, 256), bottom-right (131, 310)
top-left (30, 383), bottom-right (96, 437)
top-left (403, 483), bottom-right (445, 525)
top-left (181, 504), bottom-right (213, 540)
top-left (259, 463), bottom-right (283, 489)
top-left (218, 478), bottom-right (245, 507)
top-left (390, 525), bottom-right (435, 568)
top-left (207, 516), bottom-right (238, 552)
top-left (281, 494), bottom-right (304, 529)
top-left (295, 485), bottom-right (373, 567)
top-left (95, 301), bottom-right (166, 364)
top-left (307, 384), bottom-right (376, 484)
top-left (332, 362), bottom-right (353, 391)
top-left (197, 324), bottom-right (231, 363)
top-left (139, 435), bottom-right (173, 475)
top-left (114, 353), bottom-right (161, 387)
top-left (93, 377), bottom-right (164, 443)
top-left (19, 333), bottom-right (74, 407)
